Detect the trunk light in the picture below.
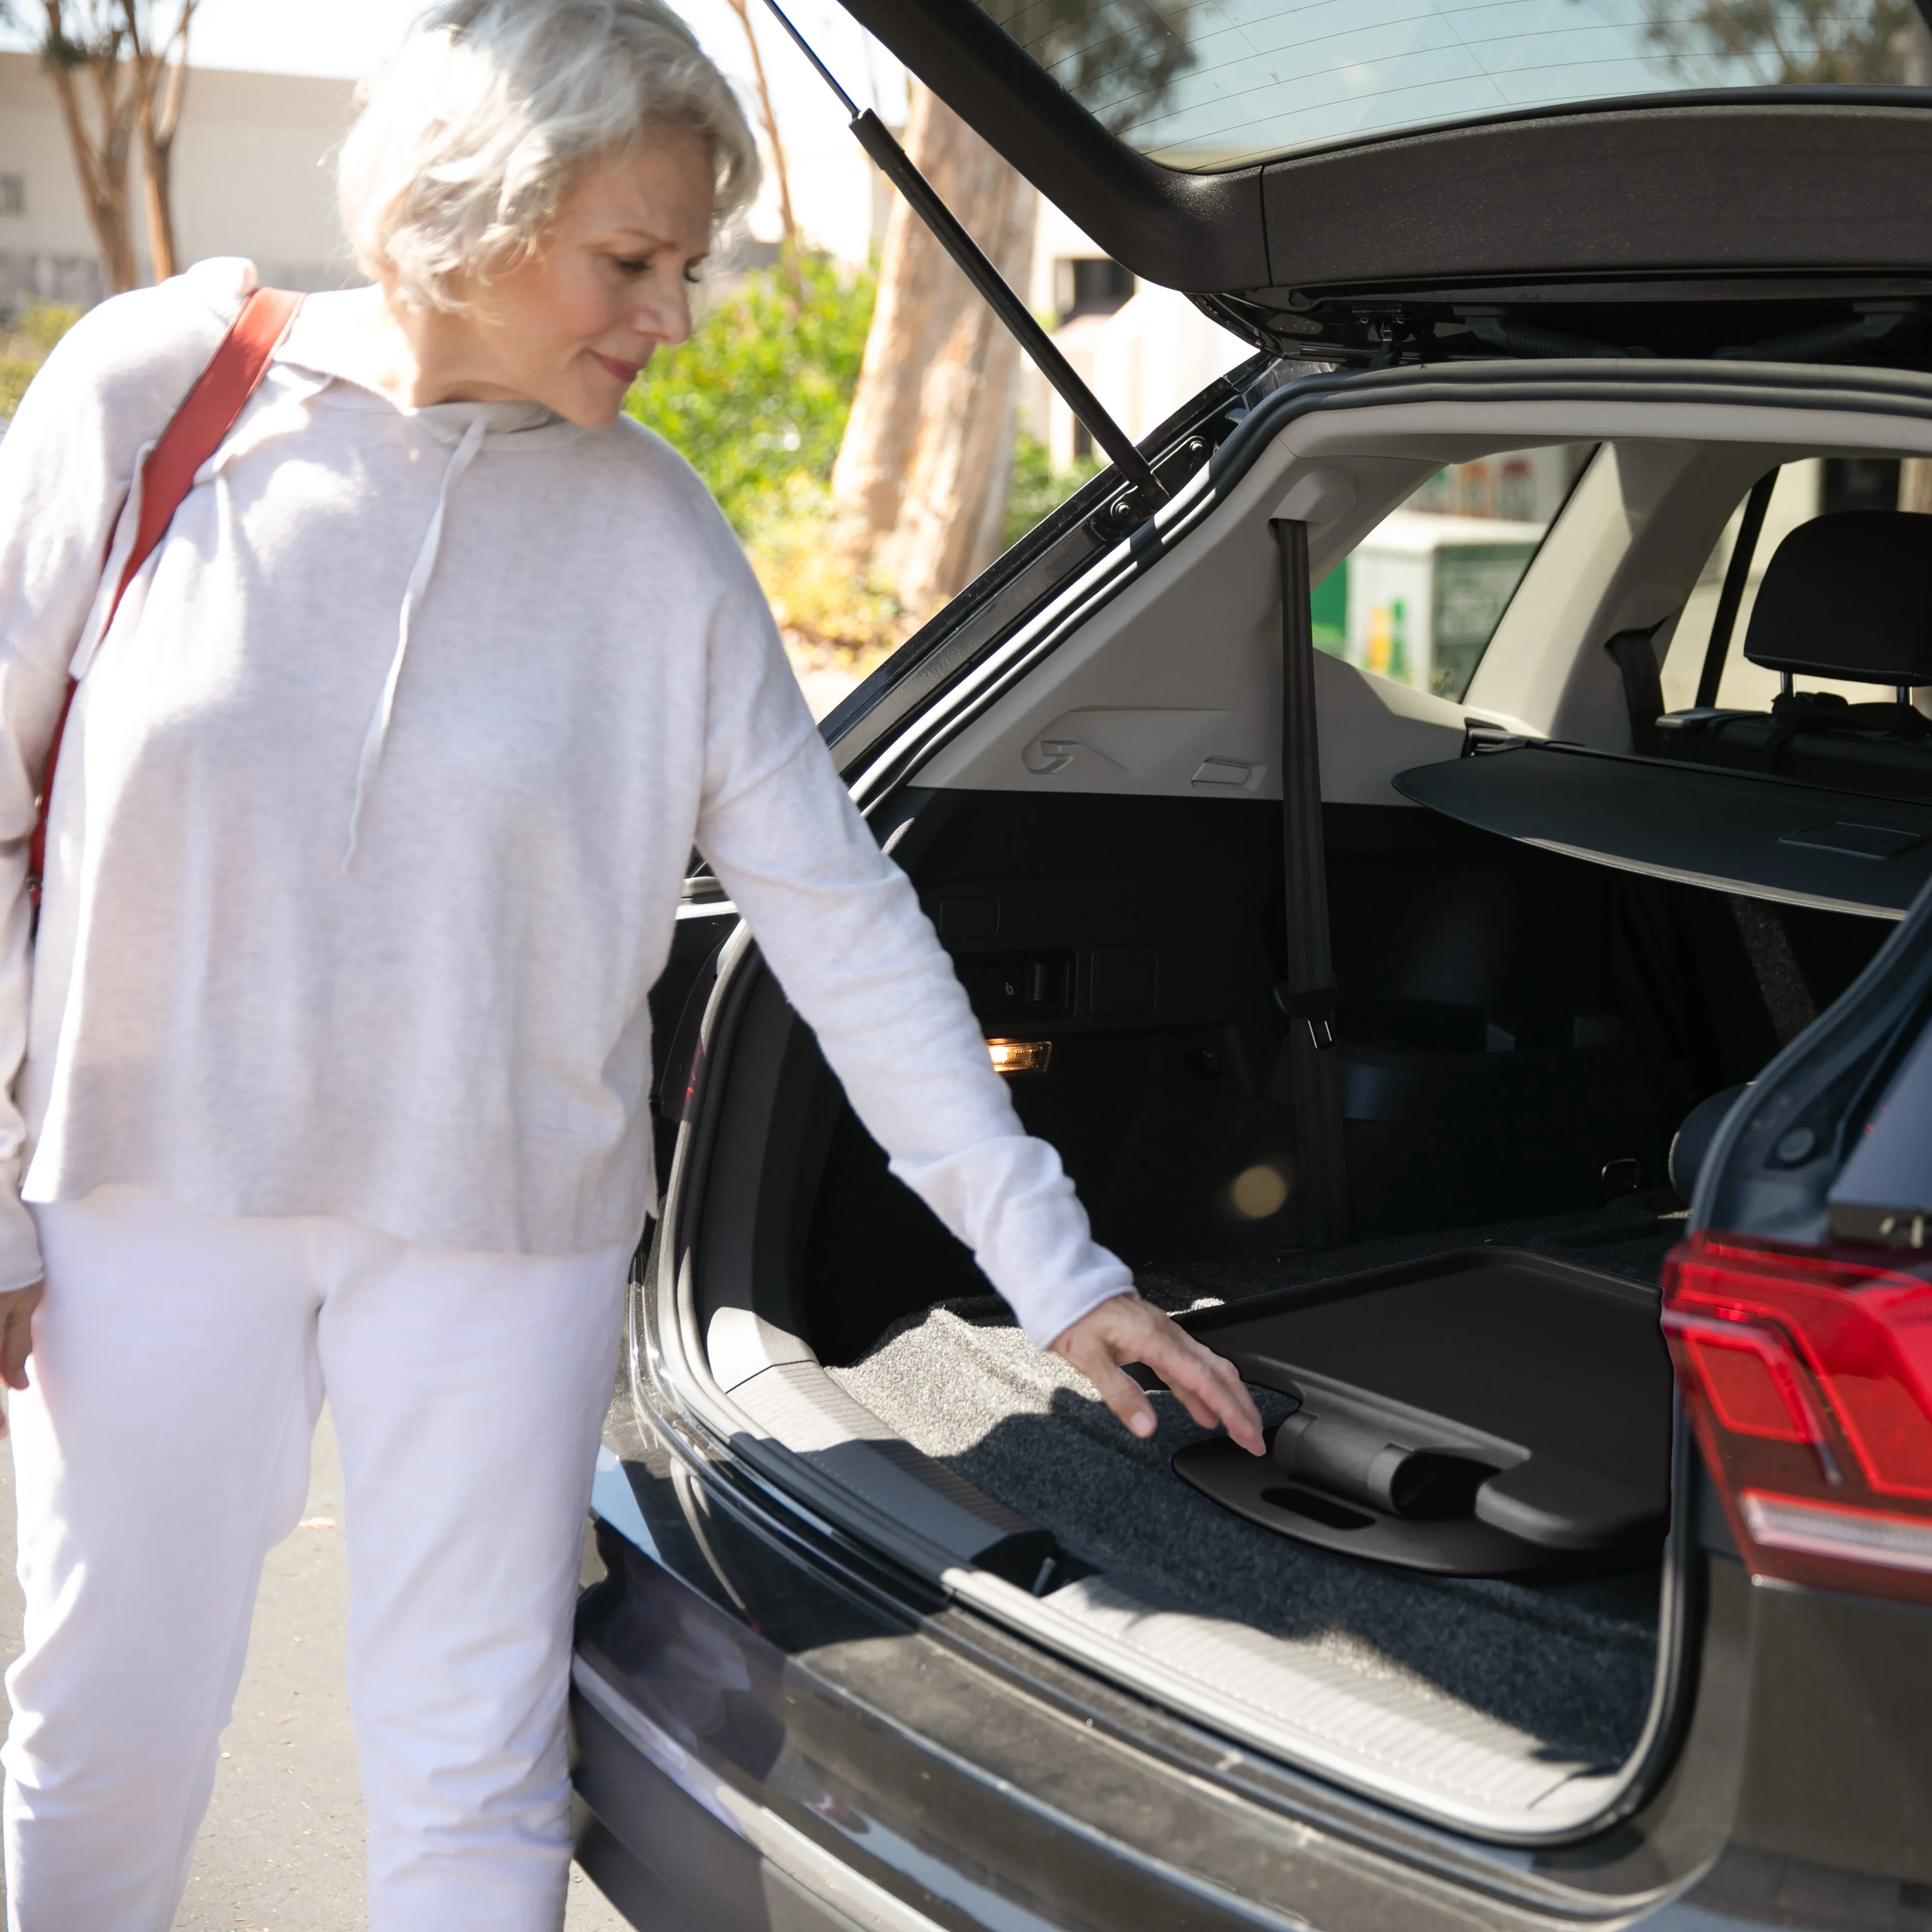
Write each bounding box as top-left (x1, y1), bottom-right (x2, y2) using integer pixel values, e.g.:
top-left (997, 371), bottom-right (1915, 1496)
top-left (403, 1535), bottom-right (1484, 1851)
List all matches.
top-left (988, 1039), bottom-right (1051, 1076)
top-left (1664, 1231), bottom-right (1932, 1605)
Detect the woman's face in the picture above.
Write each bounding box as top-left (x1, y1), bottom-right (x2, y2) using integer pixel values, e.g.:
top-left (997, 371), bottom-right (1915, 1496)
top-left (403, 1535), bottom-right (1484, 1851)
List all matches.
top-left (453, 133), bottom-right (714, 429)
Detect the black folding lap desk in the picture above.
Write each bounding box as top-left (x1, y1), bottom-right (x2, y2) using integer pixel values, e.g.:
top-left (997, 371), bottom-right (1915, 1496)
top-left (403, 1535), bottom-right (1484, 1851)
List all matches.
top-left (1169, 1250), bottom-right (1673, 1577)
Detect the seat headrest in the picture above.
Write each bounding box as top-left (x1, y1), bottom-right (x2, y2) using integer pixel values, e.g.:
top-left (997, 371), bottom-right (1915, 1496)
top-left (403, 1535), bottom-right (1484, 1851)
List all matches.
top-left (1744, 511), bottom-right (1932, 686)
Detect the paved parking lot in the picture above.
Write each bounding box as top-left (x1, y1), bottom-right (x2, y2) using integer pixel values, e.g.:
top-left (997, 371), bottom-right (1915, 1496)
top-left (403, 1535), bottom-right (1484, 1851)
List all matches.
top-left (0, 1412), bottom-right (630, 1931)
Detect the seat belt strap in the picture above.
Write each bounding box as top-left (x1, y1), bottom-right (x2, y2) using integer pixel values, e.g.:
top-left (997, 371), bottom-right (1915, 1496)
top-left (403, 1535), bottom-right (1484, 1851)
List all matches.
top-left (1695, 468), bottom-right (1780, 711)
top-left (1605, 619), bottom-right (1669, 757)
top-left (31, 285), bottom-right (303, 893)
top-left (1273, 518), bottom-right (1348, 1250)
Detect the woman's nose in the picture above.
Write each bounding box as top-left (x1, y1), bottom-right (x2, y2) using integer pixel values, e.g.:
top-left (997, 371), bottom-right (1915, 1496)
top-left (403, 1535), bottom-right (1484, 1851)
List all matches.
top-left (636, 282), bottom-right (692, 347)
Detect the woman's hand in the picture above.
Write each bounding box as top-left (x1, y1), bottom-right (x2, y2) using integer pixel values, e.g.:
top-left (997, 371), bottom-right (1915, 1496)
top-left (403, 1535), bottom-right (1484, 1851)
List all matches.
top-left (0, 1279), bottom-right (41, 1436)
top-left (1052, 1293), bottom-right (1265, 1456)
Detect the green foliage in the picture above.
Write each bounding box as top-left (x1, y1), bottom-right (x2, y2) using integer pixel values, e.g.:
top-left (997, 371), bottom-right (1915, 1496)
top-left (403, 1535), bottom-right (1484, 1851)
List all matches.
top-left (0, 300), bottom-right (81, 419)
top-left (11, 299), bottom-right (81, 355)
top-left (748, 474), bottom-right (904, 656)
top-left (0, 361), bottom-right (37, 420)
top-left (625, 250), bottom-right (875, 537)
top-left (1003, 432), bottom-right (1100, 550)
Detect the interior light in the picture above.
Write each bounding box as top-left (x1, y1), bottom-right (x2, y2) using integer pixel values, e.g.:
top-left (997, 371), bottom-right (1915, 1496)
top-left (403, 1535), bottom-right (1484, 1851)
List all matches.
top-left (987, 1039), bottom-right (1051, 1076)
top-left (1229, 1163), bottom-right (1290, 1220)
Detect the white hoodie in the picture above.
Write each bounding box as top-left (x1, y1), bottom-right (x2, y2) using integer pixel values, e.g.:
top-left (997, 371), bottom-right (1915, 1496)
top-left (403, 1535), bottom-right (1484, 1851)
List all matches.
top-left (0, 260), bottom-right (1132, 1348)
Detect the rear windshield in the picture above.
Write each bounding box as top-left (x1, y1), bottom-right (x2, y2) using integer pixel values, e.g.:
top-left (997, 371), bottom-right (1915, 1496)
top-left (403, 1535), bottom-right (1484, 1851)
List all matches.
top-left (976, 0), bottom-right (1928, 170)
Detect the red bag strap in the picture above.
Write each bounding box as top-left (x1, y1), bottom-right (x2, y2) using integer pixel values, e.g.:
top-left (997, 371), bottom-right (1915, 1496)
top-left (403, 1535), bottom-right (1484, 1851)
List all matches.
top-left (108, 284), bottom-right (304, 629)
top-left (31, 285), bottom-right (303, 892)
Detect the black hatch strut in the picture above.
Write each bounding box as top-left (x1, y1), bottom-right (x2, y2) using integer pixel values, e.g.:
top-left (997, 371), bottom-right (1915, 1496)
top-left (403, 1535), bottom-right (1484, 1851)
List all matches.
top-left (759, 0), bottom-right (1169, 517)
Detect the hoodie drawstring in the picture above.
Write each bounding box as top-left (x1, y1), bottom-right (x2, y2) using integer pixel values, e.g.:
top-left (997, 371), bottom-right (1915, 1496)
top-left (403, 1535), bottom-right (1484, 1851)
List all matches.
top-left (343, 413), bottom-right (486, 866)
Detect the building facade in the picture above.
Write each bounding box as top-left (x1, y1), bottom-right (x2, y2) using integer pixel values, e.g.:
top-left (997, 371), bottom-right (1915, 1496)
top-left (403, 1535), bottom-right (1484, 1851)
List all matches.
top-left (0, 52), bottom-right (357, 313)
top-left (0, 44), bottom-right (1249, 490)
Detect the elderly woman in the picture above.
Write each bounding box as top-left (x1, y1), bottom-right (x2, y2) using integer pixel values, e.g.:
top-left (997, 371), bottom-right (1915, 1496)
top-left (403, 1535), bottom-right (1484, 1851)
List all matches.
top-left (0, 0), bottom-right (1260, 1925)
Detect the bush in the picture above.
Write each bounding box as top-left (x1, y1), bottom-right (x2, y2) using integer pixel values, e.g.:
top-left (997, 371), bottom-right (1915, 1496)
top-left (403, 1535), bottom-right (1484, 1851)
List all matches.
top-left (0, 300), bottom-right (81, 419)
top-left (626, 249), bottom-right (914, 664)
top-left (625, 251), bottom-right (875, 537)
top-left (630, 258), bottom-right (1107, 668)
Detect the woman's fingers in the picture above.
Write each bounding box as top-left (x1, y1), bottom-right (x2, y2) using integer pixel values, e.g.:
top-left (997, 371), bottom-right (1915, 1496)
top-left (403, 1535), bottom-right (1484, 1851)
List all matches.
top-left (0, 1281), bottom-right (42, 1434)
top-left (1051, 1293), bottom-right (1266, 1455)
top-left (1142, 1325), bottom-right (1266, 1455)
top-left (1075, 1348), bottom-right (1160, 1439)
top-left (0, 1282), bottom-right (41, 1390)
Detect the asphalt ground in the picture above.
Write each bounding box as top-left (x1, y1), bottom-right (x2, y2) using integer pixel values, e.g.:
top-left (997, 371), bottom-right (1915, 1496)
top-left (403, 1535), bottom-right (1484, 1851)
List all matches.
top-left (0, 1410), bottom-right (632, 1931)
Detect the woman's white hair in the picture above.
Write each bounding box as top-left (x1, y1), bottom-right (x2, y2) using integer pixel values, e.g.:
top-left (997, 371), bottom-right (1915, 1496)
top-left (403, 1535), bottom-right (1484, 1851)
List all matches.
top-left (340, 0), bottom-right (761, 308)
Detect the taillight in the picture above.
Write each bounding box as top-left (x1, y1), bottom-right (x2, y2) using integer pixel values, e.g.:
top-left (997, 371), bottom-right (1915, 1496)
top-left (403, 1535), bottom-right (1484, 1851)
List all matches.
top-left (1663, 1231), bottom-right (1932, 1605)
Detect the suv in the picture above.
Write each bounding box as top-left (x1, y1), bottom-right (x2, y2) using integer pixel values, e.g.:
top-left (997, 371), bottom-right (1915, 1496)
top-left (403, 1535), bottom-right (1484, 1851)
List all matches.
top-left (569, 5), bottom-right (1932, 1926)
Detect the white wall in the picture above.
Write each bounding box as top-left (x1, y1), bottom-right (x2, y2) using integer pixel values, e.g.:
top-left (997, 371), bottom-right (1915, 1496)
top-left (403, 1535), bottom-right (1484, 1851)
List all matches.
top-left (0, 51), bottom-right (357, 307)
top-left (165, 64), bottom-right (359, 288)
top-left (746, 117), bottom-right (892, 272)
top-left (1016, 194), bottom-right (1251, 465)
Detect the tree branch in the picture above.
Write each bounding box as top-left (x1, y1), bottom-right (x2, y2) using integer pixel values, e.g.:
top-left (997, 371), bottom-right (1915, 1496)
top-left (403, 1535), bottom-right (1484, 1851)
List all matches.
top-left (724, 0), bottom-right (800, 297)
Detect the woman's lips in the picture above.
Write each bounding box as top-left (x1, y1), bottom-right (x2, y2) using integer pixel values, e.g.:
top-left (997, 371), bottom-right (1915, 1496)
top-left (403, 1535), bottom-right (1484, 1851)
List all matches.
top-left (592, 351), bottom-right (643, 384)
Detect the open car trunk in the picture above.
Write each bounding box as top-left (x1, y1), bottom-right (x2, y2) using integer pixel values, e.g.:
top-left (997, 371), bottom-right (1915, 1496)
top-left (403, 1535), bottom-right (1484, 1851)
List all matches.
top-left (681, 782), bottom-right (1887, 1838)
top-left (624, 0), bottom-right (1932, 1877)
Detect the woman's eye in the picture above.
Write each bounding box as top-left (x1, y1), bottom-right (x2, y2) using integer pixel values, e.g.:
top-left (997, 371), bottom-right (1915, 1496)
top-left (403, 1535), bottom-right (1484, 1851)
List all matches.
top-left (613, 256), bottom-right (653, 277)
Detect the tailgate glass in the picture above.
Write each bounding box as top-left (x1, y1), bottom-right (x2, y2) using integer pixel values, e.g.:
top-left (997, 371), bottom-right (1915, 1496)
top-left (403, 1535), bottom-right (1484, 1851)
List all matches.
top-left (977, 0), bottom-right (1927, 170)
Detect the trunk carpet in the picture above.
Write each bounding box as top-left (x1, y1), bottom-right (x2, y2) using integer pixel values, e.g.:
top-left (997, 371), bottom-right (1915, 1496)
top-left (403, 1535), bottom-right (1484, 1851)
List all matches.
top-left (829, 1195), bottom-right (1683, 1770)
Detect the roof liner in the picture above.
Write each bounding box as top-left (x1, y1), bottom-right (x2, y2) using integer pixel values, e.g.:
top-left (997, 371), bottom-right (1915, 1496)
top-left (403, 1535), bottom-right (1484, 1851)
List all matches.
top-left (837, 1), bottom-right (1932, 302)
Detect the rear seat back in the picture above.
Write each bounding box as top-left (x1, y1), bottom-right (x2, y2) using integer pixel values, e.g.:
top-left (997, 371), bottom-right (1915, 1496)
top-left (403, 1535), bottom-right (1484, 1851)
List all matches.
top-left (1655, 510), bottom-right (1932, 800)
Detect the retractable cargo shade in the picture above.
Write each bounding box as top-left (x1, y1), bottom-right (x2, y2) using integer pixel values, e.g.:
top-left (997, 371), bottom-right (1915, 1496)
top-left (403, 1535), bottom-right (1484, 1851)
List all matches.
top-left (834, 0), bottom-right (1932, 365)
top-left (1396, 746), bottom-right (1932, 920)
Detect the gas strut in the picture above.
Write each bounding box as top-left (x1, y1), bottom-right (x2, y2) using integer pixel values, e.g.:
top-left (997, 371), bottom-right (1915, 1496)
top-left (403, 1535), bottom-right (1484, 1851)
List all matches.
top-left (758, 0), bottom-right (1169, 513)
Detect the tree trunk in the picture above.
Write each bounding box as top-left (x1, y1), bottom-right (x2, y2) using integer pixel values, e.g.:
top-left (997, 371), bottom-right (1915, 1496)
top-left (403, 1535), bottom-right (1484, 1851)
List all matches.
top-left (139, 27), bottom-right (190, 283)
top-left (723, 0), bottom-right (795, 254)
top-left (44, 50), bottom-right (139, 292)
top-left (830, 85), bottom-right (1037, 620)
top-left (139, 99), bottom-right (173, 280)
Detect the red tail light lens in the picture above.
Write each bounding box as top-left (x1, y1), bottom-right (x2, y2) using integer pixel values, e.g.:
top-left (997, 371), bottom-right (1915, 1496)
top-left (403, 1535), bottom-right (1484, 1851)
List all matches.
top-left (1664, 1231), bottom-right (1932, 1605)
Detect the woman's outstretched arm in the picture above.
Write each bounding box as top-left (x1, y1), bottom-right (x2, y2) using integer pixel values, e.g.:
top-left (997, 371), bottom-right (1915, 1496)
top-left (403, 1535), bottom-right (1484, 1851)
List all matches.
top-left (693, 581), bottom-right (1262, 1452)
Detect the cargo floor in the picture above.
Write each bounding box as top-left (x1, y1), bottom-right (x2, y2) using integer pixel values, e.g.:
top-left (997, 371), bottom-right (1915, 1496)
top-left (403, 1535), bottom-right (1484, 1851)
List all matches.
top-left (829, 1194), bottom-right (1683, 1773)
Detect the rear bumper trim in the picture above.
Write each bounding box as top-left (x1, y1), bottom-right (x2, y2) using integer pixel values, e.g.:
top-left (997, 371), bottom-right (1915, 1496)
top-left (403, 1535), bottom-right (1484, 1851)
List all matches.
top-left (571, 1657), bottom-right (949, 1932)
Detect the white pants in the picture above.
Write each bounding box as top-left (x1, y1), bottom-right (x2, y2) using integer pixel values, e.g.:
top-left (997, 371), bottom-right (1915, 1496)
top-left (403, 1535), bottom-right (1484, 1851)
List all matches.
top-left (1, 1185), bottom-right (631, 1932)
